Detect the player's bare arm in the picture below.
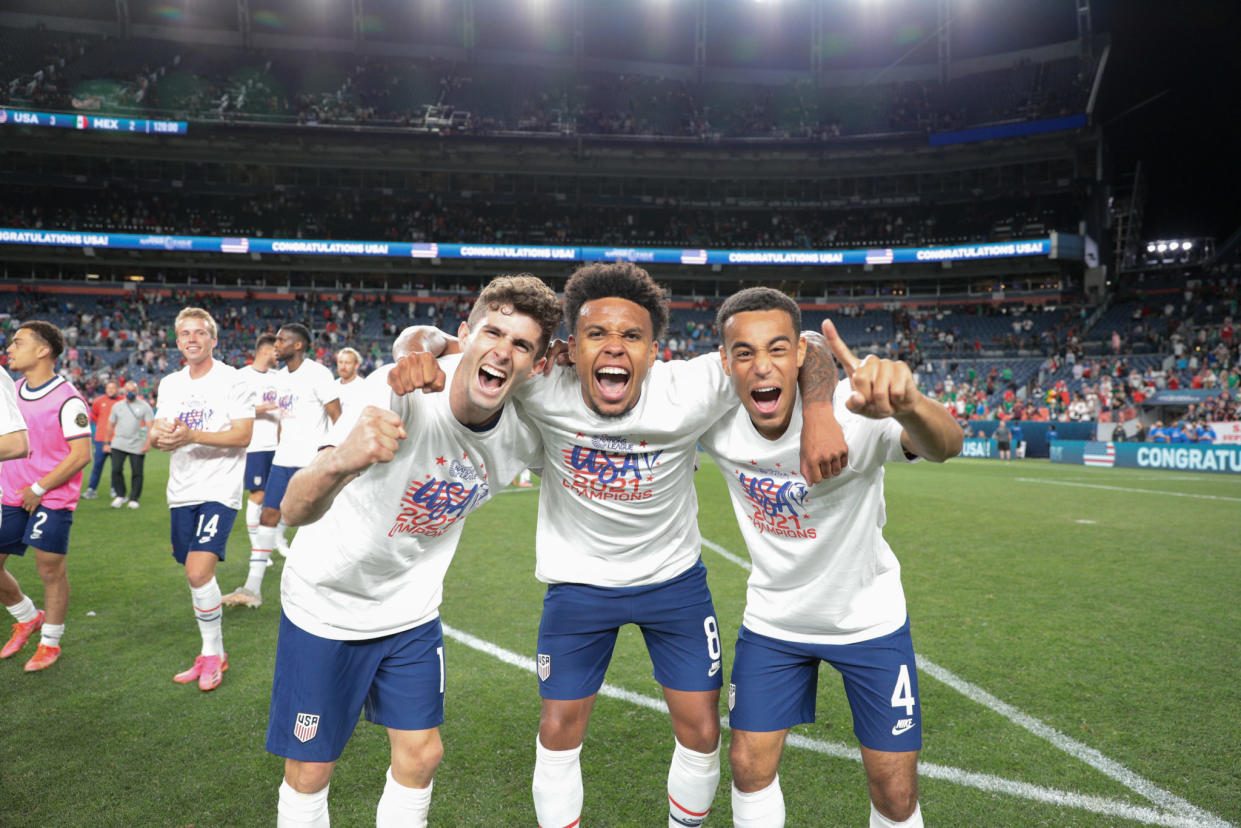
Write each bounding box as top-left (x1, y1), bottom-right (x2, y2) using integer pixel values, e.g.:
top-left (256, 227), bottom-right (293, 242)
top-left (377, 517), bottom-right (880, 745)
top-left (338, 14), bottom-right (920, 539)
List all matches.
top-left (324, 399), bottom-right (342, 424)
top-left (18, 436), bottom-right (90, 513)
top-left (393, 325), bottom-right (461, 360)
top-left (0, 428), bottom-right (29, 461)
top-left (281, 405), bottom-right (407, 526)
top-left (797, 327), bottom-right (848, 483)
top-left (823, 320), bottom-right (963, 463)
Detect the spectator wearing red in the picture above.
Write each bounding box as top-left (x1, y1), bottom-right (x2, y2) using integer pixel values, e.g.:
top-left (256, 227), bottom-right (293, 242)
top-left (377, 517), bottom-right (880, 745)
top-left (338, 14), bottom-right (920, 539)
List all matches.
top-left (83, 380), bottom-right (122, 499)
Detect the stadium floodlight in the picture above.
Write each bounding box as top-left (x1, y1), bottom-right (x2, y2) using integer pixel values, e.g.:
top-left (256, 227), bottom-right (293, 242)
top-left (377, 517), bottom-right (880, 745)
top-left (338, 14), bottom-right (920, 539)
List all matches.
top-left (1157, 243), bottom-right (1168, 252)
top-left (1169, 241), bottom-right (1180, 250)
top-left (1146, 243), bottom-right (1156, 252)
top-left (1182, 240), bottom-right (1193, 250)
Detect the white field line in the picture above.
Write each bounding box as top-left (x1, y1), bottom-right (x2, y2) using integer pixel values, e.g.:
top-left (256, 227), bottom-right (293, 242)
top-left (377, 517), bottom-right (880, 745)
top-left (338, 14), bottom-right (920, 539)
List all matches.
top-left (1015, 477), bottom-right (1241, 503)
top-left (698, 538), bottom-right (1231, 828)
top-left (441, 621), bottom-right (1229, 827)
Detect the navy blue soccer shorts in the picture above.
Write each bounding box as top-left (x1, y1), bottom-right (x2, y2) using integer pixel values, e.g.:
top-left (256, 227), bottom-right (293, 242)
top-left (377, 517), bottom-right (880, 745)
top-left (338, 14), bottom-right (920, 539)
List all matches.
top-left (536, 558), bottom-right (723, 700)
top-left (244, 450), bottom-right (276, 493)
top-left (266, 612), bottom-right (446, 763)
top-left (727, 618), bottom-right (922, 753)
top-left (169, 502), bottom-right (238, 563)
top-left (262, 464), bottom-right (300, 512)
top-left (0, 504), bottom-right (75, 556)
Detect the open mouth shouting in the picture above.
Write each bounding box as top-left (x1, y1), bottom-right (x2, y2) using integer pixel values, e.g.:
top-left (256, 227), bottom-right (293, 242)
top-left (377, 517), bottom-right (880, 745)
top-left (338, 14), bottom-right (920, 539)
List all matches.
top-left (595, 365), bottom-right (632, 404)
top-left (750, 384), bottom-right (782, 416)
top-left (478, 363), bottom-right (509, 394)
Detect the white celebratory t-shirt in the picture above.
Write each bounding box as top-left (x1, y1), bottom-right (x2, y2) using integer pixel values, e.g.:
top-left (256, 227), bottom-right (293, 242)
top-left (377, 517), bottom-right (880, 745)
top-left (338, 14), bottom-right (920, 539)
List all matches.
top-left (155, 359), bottom-right (255, 510)
top-left (700, 381), bottom-right (914, 645)
top-left (517, 355), bottom-right (735, 588)
top-left (272, 359), bottom-right (339, 468)
top-left (241, 364), bottom-right (280, 452)
top-left (281, 355), bottom-right (542, 640)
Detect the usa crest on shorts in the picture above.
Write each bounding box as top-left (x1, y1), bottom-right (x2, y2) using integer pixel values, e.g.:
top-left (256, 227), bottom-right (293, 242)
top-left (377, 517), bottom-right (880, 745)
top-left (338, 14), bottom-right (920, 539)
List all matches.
top-left (293, 712), bottom-right (321, 743)
top-left (537, 653), bottom-right (551, 682)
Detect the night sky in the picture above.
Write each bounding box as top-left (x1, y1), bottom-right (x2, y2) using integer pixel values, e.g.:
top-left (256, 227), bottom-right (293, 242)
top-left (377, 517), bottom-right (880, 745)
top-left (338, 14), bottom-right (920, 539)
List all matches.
top-left (1095, 0), bottom-right (1241, 242)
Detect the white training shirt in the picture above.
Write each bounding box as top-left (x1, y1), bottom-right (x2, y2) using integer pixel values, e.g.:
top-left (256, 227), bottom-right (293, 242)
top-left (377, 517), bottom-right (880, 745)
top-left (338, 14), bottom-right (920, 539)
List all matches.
top-left (281, 355), bottom-right (542, 640)
top-left (700, 381), bottom-right (913, 645)
top-left (241, 365), bottom-right (280, 452)
top-left (334, 376), bottom-right (368, 426)
top-left (517, 355), bottom-right (735, 588)
top-left (272, 359), bottom-right (339, 468)
top-left (155, 359), bottom-right (255, 510)
top-left (0, 371), bottom-right (29, 503)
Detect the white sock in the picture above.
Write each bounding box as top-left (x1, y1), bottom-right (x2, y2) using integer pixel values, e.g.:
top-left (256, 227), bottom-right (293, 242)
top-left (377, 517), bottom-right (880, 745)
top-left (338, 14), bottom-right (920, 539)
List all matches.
top-left (532, 736), bottom-right (583, 828)
top-left (244, 549), bottom-right (272, 594)
top-left (870, 801), bottom-right (922, 828)
top-left (277, 779), bottom-right (330, 828)
top-left (732, 777), bottom-right (785, 827)
top-left (190, 578), bottom-right (223, 657)
top-left (245, 499), bottom-right (262, 546)
top-left (40, 622), bottom-right (65, 648)
top-left (667, 737), bottom-right (720, 827)
top-left (5, 595), bottom-right (39, 624)
top-left (376, 766), bottom-right (432, 828)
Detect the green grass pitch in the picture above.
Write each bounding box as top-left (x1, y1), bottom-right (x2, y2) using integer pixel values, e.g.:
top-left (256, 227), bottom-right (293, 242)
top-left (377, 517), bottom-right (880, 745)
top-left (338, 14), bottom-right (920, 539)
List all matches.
top-left (1, 452), bottom-right (1237, 826)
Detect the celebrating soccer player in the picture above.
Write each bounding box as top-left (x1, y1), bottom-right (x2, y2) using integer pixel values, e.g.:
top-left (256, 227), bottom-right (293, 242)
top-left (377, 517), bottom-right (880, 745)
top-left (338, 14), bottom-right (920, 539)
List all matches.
top-left (223, 323), bottom-right (339, 608)
top-left (396, 262), bottom-right (848, 827)
top-left (698, 288), bottom-right (962, 827)
top-left (150, 308), bottom-right (255, 691)
top-left (267, 275), bottom-right (561, 827)
top-left (239, 334), bottom-right (281, 557)
top-left (0, 322), bottom-right (91, 672)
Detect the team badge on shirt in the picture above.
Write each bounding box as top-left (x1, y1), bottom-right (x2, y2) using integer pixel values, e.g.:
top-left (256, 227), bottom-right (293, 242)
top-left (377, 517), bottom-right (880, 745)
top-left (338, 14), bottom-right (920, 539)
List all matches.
top-left (75, 412), bottom-right (89, 428)
top-left (537, 653), bottom-right (551, 682)
top-left (560, 433), bottom-right (662, 502)
top-left (734, 467), bottom-right (816, 539)
top-left (388, 456), bottom-right (491, 538)
top-left (293, 712), bottom-right (320, 743)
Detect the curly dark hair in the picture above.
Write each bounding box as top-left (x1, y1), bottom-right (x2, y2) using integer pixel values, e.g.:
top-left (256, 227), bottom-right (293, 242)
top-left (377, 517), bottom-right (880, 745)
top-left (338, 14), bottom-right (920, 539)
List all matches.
top-left (563, 262), bottom-right (668, 341)
top-left (469, 273), bottom-right (564, 358)
top-left (18, 320), bottom-right (65, 361)
top-left (715, 287), bottom-right (801, 340)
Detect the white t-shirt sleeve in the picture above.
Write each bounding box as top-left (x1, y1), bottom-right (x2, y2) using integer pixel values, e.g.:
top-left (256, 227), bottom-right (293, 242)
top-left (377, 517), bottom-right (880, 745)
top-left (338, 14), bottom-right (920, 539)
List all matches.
top-left (0, 374), bottom-right (26, 436)
top-left (317, 367), bottom-right (341, 409)
top-left (154, 376), bottom-right (172, 421)
top-left (226, 371), bottom-right (256, 421)
top-left (59, 396), bottom-right (92, 440)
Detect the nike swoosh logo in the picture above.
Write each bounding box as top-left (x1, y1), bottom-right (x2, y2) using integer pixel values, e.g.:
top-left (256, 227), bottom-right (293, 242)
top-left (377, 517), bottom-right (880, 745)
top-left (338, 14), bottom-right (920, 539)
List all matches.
top-left (891, 721), bottom-right (917, 736)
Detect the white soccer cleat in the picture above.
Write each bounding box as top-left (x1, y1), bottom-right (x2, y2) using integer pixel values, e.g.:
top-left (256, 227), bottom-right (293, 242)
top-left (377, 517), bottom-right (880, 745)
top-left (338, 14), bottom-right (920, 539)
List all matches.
top-left (126, 501), bottom-right (140, 509)
top-left (221, 587), bottom-right (263, 608)
top-left (111, 496), bottom-right (126, 508)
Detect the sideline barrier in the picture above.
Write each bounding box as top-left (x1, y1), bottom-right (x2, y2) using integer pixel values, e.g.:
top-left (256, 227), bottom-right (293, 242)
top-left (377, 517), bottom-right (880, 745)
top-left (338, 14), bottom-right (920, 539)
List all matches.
top-left (1049, 441), bottom-right (1241, 475)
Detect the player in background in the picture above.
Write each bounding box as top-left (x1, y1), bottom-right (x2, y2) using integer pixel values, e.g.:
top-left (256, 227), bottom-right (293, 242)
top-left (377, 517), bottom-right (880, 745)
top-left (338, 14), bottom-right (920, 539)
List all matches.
top-left (270, 275), bottom-right (561, 828)
top-left (83, 378), bottom-right (121, 498)
top-left (240, 334), bottom-right (281, 554)
top-left (224, 323), bottom-right (339, 608)
top-left (150, 308), bottom-right (254, 691)
top-left (396, 262), bottom-right (848, 828)
top-left (0, 356), bottom-right (32, 659)
top-left (698, 288), bottom-right (961, 828)
top-left (333, 346), bottom-right (367, 424)
top-left (0, 322), bottom-right (91, 671)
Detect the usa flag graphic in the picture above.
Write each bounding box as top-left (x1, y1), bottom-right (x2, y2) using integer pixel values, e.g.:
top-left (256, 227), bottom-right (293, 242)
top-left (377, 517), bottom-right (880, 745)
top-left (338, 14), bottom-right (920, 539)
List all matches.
top-left (1083, 442), bottom-right (1115, 467)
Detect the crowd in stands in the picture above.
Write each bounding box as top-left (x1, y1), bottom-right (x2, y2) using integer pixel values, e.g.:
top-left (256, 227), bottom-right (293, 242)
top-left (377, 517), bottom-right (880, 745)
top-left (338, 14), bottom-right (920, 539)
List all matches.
top-left (3, 24), bottom-right (1094, 141)
top-left (0, 180), bottom-right (1079, 253)
top-left (4, 268), bottom-right (1237, 439)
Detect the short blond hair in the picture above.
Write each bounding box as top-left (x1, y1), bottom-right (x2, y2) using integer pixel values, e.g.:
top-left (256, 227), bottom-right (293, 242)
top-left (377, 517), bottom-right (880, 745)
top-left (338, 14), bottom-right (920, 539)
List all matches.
top-left (175, 307), bottom-right (218, 338)
top-left (336, 347), bottom-right (362, 363)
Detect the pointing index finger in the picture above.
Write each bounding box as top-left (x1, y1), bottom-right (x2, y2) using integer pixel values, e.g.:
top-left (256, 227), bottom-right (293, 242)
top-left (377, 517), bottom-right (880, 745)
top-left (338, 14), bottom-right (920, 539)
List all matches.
top-left (821, 319), bottom-right (860, 375)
